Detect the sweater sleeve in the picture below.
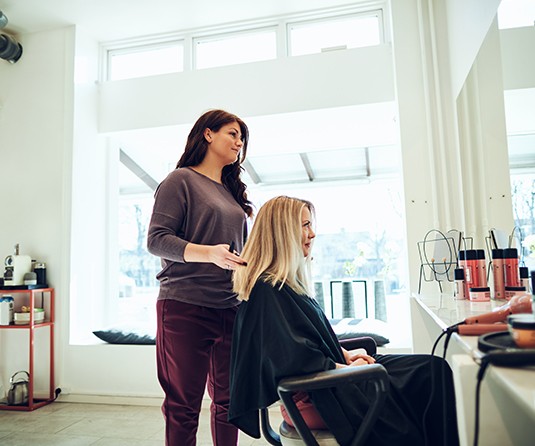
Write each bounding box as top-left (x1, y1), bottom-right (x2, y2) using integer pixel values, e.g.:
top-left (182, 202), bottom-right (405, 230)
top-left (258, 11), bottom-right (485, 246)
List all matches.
top-left (146, 173), bottom-right (189, 262)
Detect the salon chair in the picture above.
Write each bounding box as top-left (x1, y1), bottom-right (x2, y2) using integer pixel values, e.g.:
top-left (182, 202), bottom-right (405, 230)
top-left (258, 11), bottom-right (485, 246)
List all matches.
top-left (259, 337), bottom-right (389, 446)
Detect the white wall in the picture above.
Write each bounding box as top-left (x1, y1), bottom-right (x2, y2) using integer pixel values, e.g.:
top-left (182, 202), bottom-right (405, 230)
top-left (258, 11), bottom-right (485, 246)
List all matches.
top-left (456, 19), bottom-right (513, 245)
top-left (0, 27), bottom-right (75, 397)
top-left (501, 26), bottom-right (535, 90)
top-left (389, 0), bottom-right (516, 293)
top-left (501, 27), bottom-right (535, 139)
top-left (445, 0), bottom-right (502, 97)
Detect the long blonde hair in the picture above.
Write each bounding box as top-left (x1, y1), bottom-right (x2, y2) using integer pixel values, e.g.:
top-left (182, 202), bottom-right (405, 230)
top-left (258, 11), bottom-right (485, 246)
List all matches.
top-left (233, 196), bottom-right (315, 301)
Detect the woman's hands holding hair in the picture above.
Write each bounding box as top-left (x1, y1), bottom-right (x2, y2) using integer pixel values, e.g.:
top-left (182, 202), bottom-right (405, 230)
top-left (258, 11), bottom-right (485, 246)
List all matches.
top-left (210, 244), bottom-right (247, 270)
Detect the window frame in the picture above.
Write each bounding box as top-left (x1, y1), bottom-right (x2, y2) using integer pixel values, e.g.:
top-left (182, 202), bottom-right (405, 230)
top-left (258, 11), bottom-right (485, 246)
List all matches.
top-left (101, 2), bottom-right (390, 82)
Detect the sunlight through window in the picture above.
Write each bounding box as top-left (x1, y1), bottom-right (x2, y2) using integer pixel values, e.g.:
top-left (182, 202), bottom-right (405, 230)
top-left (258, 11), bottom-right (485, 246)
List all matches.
top-left (109, 43), bottom-right (184, 81)
top-left (195, 29), bottom-right (277, 69)
top-left (289, 14), bottom-right (381, 56)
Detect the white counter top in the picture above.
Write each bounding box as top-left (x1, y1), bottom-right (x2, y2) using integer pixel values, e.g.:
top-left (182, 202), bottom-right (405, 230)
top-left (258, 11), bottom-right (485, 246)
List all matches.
top-left (411, 293), bottom-right (535, 446)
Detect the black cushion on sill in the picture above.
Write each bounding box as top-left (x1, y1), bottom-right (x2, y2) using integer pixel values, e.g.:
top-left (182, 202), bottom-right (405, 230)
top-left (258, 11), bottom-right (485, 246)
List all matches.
top-left (93, 317), bottom-right (390, 347)
top-left (92, 326), bottom-right (156, 345)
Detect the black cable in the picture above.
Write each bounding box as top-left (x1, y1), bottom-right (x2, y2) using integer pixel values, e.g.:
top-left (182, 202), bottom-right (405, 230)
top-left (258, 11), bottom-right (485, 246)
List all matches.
top-left (473, 359), bottom-right (491, 446)
top-left (443, 330), bottom-right (454, 359)
top-left (425, 324), bottom-right (463, 446)
top-left (431, 330), bottom-right (447, 357)
top-left (441, 329), bottom-right (456, 446)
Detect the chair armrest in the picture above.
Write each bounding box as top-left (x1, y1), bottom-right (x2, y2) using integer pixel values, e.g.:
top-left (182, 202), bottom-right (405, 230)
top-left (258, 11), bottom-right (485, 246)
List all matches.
top-left (277, 364), bottom-right (389, 446)
top-left (278, 363), bottom-right (387, 393)
top-left (339, 336), bottom-right (377, 355)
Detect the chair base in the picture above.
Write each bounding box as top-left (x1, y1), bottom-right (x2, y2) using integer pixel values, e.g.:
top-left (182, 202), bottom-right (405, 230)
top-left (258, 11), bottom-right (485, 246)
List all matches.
top-left (279, 421), bottom-right (339, 446)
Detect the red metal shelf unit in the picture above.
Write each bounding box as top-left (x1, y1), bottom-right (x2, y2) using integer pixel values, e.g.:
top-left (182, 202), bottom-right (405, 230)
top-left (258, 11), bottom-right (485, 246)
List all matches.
top-left (0, 288), bottom-right (55, 411)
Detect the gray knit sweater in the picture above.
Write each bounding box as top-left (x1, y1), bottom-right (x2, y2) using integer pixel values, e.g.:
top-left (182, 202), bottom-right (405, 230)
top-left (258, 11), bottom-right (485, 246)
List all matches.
top-left (147, 167), bottom-right (247, 308)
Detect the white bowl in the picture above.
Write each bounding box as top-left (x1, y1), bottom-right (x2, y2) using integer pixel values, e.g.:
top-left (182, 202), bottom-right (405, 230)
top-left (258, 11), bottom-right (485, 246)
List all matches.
top-left (14, 309), bottom-right (45, 325)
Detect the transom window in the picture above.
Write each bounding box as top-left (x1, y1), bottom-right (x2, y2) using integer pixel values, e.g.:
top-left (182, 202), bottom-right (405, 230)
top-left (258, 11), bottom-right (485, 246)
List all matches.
top-left (194, 28), bottom-right (277, 70)
top-left (108, 41), bottom-right (184, 81)
top-left (104, 7), bottom-right (386, 81)
top-left (288, 12), bottom-right (383, 56)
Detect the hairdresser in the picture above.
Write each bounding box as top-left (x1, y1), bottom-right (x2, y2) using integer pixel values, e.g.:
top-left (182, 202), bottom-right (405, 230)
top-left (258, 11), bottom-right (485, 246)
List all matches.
top-left (147, 109), bottom-right (251, 446)
top-left (229, 196), bottom-right (460, 446)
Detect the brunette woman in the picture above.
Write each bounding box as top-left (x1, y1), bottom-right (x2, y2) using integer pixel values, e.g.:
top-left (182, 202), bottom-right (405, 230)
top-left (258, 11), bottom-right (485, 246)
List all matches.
top-left (148, 109), bottom-right (251, 446)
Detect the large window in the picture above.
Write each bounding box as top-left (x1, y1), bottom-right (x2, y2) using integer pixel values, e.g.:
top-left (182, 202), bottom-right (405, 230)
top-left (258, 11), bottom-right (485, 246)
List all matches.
top-left (248, 179), bottom-right (406, 298)
top-left (111, 104), bottom-right (406, 331)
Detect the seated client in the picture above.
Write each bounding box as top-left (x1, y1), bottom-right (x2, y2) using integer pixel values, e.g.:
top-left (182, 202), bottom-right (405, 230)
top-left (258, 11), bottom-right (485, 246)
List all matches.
top-left (228, 196), bottom-right (459, 446)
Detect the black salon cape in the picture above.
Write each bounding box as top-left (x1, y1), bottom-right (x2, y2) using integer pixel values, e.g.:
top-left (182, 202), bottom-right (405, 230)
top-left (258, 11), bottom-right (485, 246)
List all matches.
top-left (228, 280), bottom-right (459, 446)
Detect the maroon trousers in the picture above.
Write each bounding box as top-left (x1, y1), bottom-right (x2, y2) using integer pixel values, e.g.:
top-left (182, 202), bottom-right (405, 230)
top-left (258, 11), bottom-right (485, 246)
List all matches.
top-left (156, 299), bottom-right (239, 446)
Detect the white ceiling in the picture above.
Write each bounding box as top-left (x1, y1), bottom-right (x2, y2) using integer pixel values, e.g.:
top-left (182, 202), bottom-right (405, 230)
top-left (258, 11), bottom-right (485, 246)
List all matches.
top-left (0, 0), bottom-right (358, 42)
top-left (3, 0), bottom-right (533, 192)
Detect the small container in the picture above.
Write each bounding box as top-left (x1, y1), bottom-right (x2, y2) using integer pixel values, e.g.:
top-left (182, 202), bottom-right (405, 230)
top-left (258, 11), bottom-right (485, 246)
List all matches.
top-left (23, 272), bottom-right (37, 286)
top-left (504, 286), bottom-right (526, 301)
top-left (454, 268), bottom-right (465, 300)
top-left (519, 267), bottom-right (530, 293)
top-left (0, 295), bottom-right (14, 325)
top-left (469, 286), bottom-right (491, 302)
top-left (34, 263), bottom-right (47, 286)
top-left (508, 314), bottom-right (535, 348)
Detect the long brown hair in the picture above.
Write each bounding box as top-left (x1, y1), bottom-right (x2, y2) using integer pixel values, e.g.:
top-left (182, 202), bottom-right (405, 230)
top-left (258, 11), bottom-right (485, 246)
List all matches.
top-left (177, 109), bottom-right (253, 217)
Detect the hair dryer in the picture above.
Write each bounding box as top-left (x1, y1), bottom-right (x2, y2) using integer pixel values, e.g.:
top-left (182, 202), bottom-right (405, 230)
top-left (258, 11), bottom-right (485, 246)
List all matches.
top-left (464, 294), bottom-right (532, 325)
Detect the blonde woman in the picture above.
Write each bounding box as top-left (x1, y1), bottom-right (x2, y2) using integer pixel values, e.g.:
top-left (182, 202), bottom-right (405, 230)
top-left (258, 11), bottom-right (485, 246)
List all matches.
top-left (228, 196), bottom-right (459, 446)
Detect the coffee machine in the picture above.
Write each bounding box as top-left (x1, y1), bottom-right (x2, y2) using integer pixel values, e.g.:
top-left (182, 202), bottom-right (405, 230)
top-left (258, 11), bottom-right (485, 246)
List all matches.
top-left (3, 244), bottom-right (32, 287)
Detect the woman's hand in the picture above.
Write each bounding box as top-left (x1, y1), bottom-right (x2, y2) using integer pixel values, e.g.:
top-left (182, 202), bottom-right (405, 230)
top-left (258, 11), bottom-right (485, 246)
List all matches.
top-left (209, 244), bottom-right (247, 271)
top-left (342, 347), bottom-right (375, 366)
top-left (184, 243), bottom-right (247, 270)
top-left (349, 355), bottom-right (375, 366)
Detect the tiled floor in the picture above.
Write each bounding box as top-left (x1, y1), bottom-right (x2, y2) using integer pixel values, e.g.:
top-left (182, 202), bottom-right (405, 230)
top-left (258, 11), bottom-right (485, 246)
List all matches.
top-left (0, 401), bottom-right (283, 445)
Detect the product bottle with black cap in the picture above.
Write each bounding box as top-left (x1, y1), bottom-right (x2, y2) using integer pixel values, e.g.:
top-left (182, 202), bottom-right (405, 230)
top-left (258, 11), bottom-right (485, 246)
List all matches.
top-left (492, 249), bottom-right (505, 299)
top-left (476, 249), bottom-right (487, 287)
top-left (454, 268), bottom-right (465, 300)
top-left (503, 248), bottom-right (520, 288)
top-left (520, 266), bottom-right (530, 293)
